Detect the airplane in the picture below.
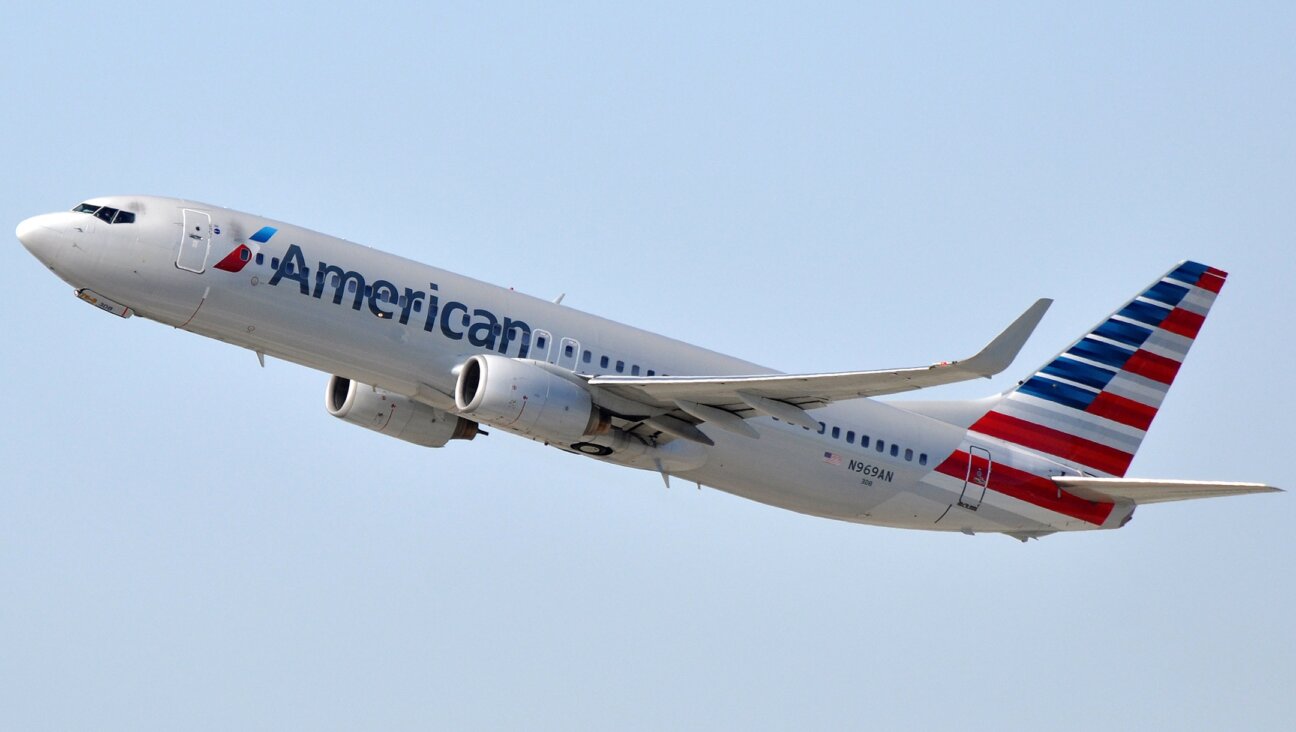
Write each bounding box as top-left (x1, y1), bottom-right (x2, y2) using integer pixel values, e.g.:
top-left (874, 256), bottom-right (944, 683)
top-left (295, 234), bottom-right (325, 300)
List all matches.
top-left (16, 196), bottom-right (1279, 540)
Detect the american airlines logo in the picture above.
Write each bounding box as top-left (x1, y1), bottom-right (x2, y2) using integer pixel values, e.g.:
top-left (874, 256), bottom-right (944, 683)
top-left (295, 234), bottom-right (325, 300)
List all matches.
top-left (264, 242), bottom-right (538, 358)
top-left (214, 226), bottom-right (277, 273)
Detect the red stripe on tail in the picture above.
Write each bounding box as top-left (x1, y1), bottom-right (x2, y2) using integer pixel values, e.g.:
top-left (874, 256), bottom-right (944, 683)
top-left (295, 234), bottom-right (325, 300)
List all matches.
top-left (935, 451), bottom-right (1115, 525)
top-left (1196, 270), bottom-right (1227, 293)
top-left (970, 411), bottom-right (1135, 476)
top-left (1160, 308), bottom-right (1205, 339)
top-left (1085, 391), bottom-right (1157, 431)
top-left (1122, 350), bottom-right (1182, 385)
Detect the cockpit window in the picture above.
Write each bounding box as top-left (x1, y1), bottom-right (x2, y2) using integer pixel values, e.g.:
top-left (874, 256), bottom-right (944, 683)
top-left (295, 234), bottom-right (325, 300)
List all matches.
top-left (72, 202), bottom-right (135, 224)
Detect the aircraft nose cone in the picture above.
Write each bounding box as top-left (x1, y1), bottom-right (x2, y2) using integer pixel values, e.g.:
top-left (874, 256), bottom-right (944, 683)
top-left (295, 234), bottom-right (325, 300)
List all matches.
top-left (16, 213), bottom-right (68, 264)
top-left (16, 215), bottom-right (41, 249)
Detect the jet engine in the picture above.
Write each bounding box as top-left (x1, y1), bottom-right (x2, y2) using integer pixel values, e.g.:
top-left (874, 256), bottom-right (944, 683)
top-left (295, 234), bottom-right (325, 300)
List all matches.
top-left (326, 376), bottom-right (478, 447)
top-left (454, 354), bottom-right (609, 441)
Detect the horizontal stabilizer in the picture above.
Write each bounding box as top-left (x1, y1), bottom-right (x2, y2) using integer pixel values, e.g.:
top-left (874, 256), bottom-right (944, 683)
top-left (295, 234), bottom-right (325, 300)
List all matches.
top-left (1052, 477), bottom-right (1282, 505)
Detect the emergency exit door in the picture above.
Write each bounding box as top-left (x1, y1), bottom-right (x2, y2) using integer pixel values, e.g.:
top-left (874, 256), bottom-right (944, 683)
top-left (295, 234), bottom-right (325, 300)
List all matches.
top-left (959, 446), bottom-right (992, 511)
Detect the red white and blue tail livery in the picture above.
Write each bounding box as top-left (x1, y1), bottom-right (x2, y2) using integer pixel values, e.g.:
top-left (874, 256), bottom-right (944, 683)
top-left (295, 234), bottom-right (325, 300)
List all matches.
top-left (17, 197), bottom-right (1281, 540)
top-left (974, 261), bottom-right (1226, 478)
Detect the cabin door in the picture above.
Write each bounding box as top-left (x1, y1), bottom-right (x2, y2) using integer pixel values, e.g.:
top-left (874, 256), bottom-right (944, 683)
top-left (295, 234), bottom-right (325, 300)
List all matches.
top-left (176, 209), bottom-right (211, 273)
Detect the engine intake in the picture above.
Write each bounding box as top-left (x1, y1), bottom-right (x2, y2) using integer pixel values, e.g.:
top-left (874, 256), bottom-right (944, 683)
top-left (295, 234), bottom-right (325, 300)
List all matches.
top-left (455, 354), bottom-right (608, 440)
top-left (327, 376), bottom-right (477, 447)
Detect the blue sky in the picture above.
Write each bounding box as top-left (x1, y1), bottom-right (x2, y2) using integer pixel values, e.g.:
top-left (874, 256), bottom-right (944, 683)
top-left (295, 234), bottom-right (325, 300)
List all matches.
top-left (2, 2), bottom-right (1293, 729)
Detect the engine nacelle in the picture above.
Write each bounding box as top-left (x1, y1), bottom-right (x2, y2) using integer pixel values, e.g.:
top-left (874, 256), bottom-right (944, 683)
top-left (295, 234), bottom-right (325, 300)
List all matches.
top-left (455, 354), bottom-right (608, 441)
top-left (326, 376), bottom-right (478, 448)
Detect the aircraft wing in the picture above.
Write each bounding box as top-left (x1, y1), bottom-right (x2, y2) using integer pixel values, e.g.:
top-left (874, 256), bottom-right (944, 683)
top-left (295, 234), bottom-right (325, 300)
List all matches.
top-left (1053, 478), bottom-right (1282, 505)
top-left (587, 299), bottom-right (1051, 439)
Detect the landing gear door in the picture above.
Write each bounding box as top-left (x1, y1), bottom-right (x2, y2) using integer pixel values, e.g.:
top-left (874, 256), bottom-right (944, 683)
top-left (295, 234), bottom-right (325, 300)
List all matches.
top-left (176, 209), bottom-right (212, 273)
top-left (959, 446), bottom-right (992, 510)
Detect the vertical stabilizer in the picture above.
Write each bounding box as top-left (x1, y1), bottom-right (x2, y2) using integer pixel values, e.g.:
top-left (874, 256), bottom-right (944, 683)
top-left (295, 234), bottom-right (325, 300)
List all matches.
top-left (970, 261), bottom-right (1227, 476)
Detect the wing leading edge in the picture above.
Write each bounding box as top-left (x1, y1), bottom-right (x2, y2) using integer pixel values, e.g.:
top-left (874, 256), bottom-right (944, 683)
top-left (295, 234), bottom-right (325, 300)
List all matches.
top-left (587, 299), bottom-right (1052, 435)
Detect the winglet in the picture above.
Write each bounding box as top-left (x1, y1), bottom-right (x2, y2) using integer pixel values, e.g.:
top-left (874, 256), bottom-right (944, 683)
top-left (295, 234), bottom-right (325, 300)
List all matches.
top-left (956, 298), bottom-right (1052, 377)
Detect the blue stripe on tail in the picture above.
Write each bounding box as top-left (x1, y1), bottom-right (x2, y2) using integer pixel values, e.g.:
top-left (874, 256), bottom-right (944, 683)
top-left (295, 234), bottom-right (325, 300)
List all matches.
top-left (1018, 376), bottom-right (1099, 410)
top-left (1142, 280), bottom-right (1189, 307)
top-left (1041, 357), bottom-right (1118, 390)
top-left (1116, 300), bottom-right (1171, 328)
top-left (1068, 337), bottom-right (1135, 369)
top-left (1093, 318), bottom-right (1153, 348)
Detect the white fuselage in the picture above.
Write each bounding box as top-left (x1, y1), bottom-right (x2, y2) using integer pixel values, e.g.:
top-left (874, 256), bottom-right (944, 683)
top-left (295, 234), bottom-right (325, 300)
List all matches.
top-left (17, 196), bottom-right (1132, 536)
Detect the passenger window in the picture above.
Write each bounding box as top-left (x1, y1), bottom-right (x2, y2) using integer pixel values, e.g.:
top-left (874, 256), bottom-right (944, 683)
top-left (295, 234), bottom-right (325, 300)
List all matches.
top-left (861, 435), bottom-right (870, 448)
top-left (536, 335), bottom-right (548, 350)
top-left (582, 350), bottom-right (592, 364)
top-left (646, 369), bottom-right (655, 376)
top-left (846, 430), bottom-right (855, 444)
top-left (831, 426), bottom-right (840, 439)
top-left (331, 274), bottom-right (341, 288)
top-left (600, 355), bottom-right (609, 368)
top-left (904, 448), bottom-right (913, 461)
top-left (564, 343), bottom-right (574, 358)
top-left (817, 422), bottom-right (826, 435)
top-left (890, 444), bottom-right (899, 457)
top-left (919, 453), bottom-right (928, 466)
top-left (271, 257), bottom-right (280, 269)
top-left (348, 280), bottom-right (357, 293)
top-left (631, 365), bottom-right (640, 376)
top-left (255, 253), bottom-right (264, 265)
top-left (240, 248), bottom-right (250, 262)
top-left (615, 360), bottom-right (625, 373)
top-left (876, 439), bottom-right (885, 453)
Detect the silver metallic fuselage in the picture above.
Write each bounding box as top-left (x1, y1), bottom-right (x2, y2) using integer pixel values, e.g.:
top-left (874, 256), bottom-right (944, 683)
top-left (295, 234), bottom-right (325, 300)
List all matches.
top-left (18, 195), bottom-right (1131, 535)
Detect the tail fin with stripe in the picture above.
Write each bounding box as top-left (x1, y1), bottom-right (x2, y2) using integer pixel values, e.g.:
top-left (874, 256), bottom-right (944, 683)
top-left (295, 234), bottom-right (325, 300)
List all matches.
top-left (970, 261), bottom-right (1227, 477)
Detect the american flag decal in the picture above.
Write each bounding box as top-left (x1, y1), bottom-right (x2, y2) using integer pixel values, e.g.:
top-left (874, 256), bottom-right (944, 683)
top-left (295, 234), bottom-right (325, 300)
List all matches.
top-left (822, 451), bottom-right (842, 466)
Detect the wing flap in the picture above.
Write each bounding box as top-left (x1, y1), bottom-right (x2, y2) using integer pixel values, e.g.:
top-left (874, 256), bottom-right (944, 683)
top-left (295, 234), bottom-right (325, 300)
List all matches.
top-left (1053, 477), bottom-right (1282, 505)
